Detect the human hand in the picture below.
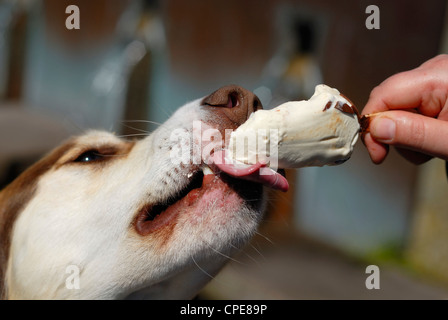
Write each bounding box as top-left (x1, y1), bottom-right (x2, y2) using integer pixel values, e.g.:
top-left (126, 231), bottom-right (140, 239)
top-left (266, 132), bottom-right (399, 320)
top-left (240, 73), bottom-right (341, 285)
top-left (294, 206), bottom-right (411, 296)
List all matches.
top-left (362, 54), bottom-right (448, 164)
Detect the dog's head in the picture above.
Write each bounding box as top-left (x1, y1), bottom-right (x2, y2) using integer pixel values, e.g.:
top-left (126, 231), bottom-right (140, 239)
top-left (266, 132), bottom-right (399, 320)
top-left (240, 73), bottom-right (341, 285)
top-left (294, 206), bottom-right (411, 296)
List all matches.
top-left (0, 85), bottom-right (272, 299)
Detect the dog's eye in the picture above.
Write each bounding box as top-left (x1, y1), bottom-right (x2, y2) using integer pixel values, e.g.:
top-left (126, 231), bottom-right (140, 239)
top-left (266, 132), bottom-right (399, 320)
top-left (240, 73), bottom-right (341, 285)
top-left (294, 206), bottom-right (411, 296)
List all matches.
top-left (73, 150), bottom-right (104, 163)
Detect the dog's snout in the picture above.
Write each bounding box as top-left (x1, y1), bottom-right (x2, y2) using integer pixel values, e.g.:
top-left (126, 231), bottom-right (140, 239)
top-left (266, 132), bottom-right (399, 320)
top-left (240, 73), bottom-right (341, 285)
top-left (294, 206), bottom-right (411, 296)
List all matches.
top-left (202, 85), bottom-right (262, 128)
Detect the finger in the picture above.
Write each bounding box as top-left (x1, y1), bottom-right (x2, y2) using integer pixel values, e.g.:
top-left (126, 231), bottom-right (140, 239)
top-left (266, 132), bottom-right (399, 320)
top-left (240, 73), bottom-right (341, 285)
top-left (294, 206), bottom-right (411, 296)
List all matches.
top-left (362, 120), bottom-right (432, 164)
top-left (362, 70), bottom-right (428, 116)
top-left (395, 147), bottom-right (433, 165)
top-left (362, 132), bottom-right (389, 164)
top-left (369, 110), bottom-right (448, 161)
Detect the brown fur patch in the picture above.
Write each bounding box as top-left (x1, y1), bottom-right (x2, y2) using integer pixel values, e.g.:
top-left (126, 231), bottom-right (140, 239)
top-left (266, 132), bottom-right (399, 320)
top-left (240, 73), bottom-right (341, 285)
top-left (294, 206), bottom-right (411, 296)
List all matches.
top-left (0, 140), bottom-right (75, 299)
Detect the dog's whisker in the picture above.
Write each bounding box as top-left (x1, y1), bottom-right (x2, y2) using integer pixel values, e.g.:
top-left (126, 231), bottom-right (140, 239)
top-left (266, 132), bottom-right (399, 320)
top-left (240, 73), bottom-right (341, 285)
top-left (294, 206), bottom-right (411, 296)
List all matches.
top-left (191, 255), bottom-right (215, 280)
top-left (120, 119), bottom-right (176, 137)
top-left (246, 242), bottom-right (268, 263)
top-left (194, 212), bottom-right (246, 267)
top-left (237, 249), bottom-right (263, 267)
top-left (158, 104), bottom-right (176, 120)
top-left (116, 133), bottom-right (151, 139)
top-left (121, 119), bottom-right (164, 126)
top-left (202, 241), bottom-right (246, 266)
top-left (62, 117), bottom-right (87, 136)
top-left (190, 254), bottom-right (245, 293)
top-left (253, 230), bottom-right (275, 245)
top-left (226, 242), bottom-right (263, 266)
top-left (120, 123), bottom-right (151, 135)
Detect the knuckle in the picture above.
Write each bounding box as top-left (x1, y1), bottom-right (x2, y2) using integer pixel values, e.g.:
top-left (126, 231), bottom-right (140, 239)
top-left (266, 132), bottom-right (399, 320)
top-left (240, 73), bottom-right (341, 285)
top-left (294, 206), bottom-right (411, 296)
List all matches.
top-left (412, 120), bottom-right (426, 149)
top-left (369, 85), bottom-right (381, 100)
top-left (432, 54), bottom-right (448, 64)
top-left (399, 115), bottom-right (426, 149)
top-left (422, 54), bottom-right (448, 70)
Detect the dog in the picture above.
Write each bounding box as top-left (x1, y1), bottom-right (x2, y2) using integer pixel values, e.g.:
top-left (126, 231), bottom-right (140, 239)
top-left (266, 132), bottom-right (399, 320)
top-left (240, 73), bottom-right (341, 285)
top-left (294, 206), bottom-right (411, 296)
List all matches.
top-left (0, 85), bottom-right (282, 299)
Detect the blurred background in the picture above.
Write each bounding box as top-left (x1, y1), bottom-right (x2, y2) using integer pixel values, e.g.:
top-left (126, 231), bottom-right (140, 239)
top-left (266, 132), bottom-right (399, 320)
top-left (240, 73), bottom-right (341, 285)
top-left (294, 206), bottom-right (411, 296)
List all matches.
top-left (1, 0), bottom-right (448, 299)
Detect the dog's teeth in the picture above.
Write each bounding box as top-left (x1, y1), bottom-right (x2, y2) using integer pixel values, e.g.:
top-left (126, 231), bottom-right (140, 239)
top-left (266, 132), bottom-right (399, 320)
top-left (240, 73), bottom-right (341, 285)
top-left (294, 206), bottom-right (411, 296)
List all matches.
top-left (202, 166), bottom-right (214, 176)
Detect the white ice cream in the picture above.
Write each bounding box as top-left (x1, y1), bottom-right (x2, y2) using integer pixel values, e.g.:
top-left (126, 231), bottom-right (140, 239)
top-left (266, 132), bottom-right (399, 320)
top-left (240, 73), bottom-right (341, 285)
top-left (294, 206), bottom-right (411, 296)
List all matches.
top-left (226, 84), bottom-right (360, 169)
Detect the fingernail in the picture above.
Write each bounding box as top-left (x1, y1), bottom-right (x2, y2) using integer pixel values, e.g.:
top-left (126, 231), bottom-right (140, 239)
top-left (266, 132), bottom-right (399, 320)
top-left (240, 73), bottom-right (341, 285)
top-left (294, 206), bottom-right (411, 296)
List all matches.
top-left (371, 117), bottom-right (395, 142)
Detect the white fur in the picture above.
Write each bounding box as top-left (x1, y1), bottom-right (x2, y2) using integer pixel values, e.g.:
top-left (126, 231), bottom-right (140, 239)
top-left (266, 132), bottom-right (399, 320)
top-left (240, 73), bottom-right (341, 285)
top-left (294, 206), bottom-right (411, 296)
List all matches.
top-left (5, 97), bottom-right (265, 299)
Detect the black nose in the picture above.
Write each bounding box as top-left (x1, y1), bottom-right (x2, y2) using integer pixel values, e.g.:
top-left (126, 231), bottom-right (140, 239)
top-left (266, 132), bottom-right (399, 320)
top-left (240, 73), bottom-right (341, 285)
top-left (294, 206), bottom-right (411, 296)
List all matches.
top-left (201, 85), bottom-right (262, 127)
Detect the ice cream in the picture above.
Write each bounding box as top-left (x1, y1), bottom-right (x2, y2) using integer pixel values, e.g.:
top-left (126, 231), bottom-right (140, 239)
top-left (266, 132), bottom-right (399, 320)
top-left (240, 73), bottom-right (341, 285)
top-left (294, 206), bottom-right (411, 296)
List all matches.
top-left (226, 84), bottom-right (361, 169)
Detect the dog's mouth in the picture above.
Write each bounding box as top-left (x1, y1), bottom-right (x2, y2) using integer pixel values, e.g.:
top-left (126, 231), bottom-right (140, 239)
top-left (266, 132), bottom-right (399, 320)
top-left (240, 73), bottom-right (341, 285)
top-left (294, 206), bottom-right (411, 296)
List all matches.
top-left (209, 150), bottom-right (289, 192)
top-left (134, 169), bottom-right (207, 236)
top-left (134, 159), bottom-right (275, 237)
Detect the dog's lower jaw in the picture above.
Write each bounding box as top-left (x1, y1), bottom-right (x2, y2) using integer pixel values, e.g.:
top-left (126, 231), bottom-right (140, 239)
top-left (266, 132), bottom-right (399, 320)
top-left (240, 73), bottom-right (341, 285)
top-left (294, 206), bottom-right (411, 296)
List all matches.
top-left (121, 183), bottom-right (266, 300)
top-left (120, 194), bottom-right (266, 300)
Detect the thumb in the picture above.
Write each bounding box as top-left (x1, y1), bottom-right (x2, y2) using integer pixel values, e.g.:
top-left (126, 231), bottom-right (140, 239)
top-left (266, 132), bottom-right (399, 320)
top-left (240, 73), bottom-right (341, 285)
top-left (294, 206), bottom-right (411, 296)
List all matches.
top-left (369, 111), bottom-right (448, 161)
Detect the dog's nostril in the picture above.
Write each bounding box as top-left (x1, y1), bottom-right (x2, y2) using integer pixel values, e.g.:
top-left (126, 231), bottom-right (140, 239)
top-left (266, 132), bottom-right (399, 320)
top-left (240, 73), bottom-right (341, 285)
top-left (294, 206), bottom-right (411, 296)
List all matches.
top-left (202, 85), bottom-right (263, 127)
top-left (202, 89), bottom-right (239, 108)
top-left (229, 92), bottom-right (239, 108)
top-left (253, 99), bottom-right (262, 112)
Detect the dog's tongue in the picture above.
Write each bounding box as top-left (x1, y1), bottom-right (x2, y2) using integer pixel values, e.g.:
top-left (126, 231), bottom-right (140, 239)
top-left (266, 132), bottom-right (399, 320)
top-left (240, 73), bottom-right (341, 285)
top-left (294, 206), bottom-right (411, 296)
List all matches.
top-left (210, 150), bottom-right (289, 192)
